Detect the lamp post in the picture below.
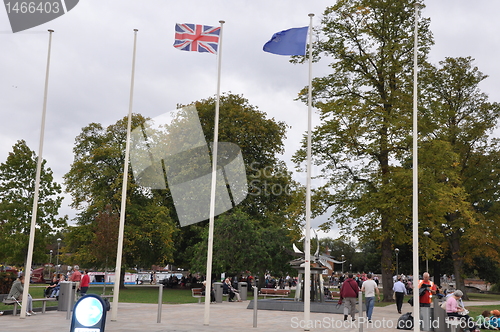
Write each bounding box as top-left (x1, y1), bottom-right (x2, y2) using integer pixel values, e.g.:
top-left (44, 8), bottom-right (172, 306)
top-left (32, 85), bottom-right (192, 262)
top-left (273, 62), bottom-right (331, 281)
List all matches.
top-left (341, 254), bottom-right (345, 274)
top-left (349, 263), bottom-right (352, 272)
top-left (423, 231), bottom-right (430, 272)
top-left (395, 248), bottom-right (399, 277)
top-left (49, 249), bottom-right (53, 278)
top-left (56, 238), bottom-right (61, 275)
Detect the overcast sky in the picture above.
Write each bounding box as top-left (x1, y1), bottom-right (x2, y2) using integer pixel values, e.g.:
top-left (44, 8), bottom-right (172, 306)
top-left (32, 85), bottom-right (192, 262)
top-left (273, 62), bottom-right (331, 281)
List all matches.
top-left (1, 0), bottom-right (499, 238)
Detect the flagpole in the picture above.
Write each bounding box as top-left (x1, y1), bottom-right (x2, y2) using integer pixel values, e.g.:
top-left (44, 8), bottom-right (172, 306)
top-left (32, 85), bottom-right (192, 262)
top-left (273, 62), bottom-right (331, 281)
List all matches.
top-left (20, 29), bottom-right (54, 319)
top-left (303, 13), bottom-right (314, 331)
top-left (111, 28), bottom-right (138, 322)
top-left (204, 19), bottom-right (225, 326)
top-left (412, 4), bottom-right (420, 330)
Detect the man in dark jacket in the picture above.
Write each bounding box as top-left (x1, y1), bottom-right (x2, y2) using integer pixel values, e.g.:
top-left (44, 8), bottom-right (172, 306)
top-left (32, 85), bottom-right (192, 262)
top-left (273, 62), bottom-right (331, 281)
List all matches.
top-left (340, 273), bottom-right (360, 321)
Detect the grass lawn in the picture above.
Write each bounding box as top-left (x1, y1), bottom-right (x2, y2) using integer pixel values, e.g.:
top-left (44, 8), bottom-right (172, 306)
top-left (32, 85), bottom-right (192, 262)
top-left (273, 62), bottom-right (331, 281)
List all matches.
top-left (0, 285), bottom-right (265, 311)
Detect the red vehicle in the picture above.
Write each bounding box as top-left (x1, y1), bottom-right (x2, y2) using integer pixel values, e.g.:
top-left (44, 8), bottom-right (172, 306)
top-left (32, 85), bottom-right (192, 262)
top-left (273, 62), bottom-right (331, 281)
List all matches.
top-left (31, 267), bottom-right (46, 283)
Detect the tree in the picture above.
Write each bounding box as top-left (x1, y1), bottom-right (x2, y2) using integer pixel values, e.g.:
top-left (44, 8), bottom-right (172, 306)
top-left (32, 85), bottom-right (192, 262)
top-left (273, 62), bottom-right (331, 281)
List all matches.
top-left (174, 94), bottom-right (304, 269)
top-left (64, 93), bottom-right (303, 277)
top-left (293, 0), bottom-right (433, 300)
top-left (63, 115), bottom-right (178, 271)
top-left (189, 208), bottom-right (294, 282)
top-left (0, 140), bottom-right (67, 265)
top-left (417, 57), bottom-right (500, 298)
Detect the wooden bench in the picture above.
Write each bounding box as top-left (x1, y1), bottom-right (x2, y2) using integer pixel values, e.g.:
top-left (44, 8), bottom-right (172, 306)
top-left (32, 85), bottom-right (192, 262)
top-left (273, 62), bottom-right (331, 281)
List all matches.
top-left (191, 288), bottom-right (204, 303)
top-left (2, 296), bottom-right (57, 315)
top-left (329, 291), bottom-right (341, 299)
top-left (258, 288), bottom-right (290, 298)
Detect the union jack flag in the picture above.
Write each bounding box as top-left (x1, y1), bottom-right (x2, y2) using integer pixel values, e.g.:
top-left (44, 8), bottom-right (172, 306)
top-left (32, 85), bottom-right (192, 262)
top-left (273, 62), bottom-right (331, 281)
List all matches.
top-left (174, 23), bottom-right (220, 54)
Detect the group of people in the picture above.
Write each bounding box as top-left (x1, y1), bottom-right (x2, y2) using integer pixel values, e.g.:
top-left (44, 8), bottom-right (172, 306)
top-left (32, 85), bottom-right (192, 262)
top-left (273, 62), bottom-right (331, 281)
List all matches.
top-left (476, 309), bottom-right (500, 330)
top-left (443, 289), bottom-right (480, 332)
top-left (393, 271), bottom-right (482, 332)
top-left (6, 265), bottom-right (90, 317)
top-left (44, 266), bottom-right (90, 298)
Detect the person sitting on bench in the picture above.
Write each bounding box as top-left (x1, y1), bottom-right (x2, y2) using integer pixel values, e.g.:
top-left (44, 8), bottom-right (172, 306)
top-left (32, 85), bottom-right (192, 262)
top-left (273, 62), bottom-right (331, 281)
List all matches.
top-left (8, 274), bottom-right (35, 316)
top-left (45, 276), bottom-right (58, 298)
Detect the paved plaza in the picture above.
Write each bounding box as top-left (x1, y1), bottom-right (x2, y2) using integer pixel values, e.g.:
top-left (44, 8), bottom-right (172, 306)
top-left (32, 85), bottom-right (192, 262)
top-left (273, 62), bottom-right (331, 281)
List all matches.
top-left (3, 300), bottom-right (499, 332)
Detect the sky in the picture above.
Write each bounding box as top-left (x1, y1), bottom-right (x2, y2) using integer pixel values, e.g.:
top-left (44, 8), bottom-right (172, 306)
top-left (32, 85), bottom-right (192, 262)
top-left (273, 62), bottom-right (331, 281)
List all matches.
top-left (1, 0), bottom-right (499, 239)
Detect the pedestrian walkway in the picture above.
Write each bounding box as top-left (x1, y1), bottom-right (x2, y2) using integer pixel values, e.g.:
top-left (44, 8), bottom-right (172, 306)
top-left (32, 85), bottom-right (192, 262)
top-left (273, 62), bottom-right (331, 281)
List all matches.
top-left (3, 300), bottom-right (499, 332)
top-left (0, 300), bottom-right (399, 332)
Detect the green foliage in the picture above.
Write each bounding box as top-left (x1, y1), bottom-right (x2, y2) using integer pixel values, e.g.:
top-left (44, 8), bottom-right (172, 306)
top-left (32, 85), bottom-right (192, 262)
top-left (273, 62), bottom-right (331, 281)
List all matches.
top-left (0, 140), bottom-right (67, 265)
top-left (174, 94), bottom-right (304, 269)
top-left (416, 56), bottom-right (500, 294)
top-left (293, 0), bottom-right (433, 299)
top-left (64, 93), bottom-right (302, 277)
top-left (189, 208), bottom-right (294, 277)
top-left (63, 115), bottom-right (178, 269)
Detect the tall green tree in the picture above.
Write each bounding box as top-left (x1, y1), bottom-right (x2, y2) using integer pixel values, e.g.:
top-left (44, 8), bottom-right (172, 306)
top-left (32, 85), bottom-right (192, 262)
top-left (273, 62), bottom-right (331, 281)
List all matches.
top-left (417, 57), bottom-right (500, 298)
top-left (63, 115), bottom-right (178, 270)
top-left (64, 93), bottom-right (303, 276)
top-left (0, 140), bottom-right (67, 265)
top-left (189, 208), bottom-right (294, 281)
top-left (293, 0), bottom-right (433, 300)
top-left (174, 94), bottom-right (304, 269)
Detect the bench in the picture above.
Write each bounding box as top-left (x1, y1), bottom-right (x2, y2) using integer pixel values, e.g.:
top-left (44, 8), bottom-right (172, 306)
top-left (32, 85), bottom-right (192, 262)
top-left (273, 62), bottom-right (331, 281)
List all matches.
top-left (329, 291), bottom-right (341, 300)
top-left (191, 288), bottom-right (204, 303)
top-left (2, 296), bottom-right (57, 315)
top-left (258, 288), bottom-right (290, 298)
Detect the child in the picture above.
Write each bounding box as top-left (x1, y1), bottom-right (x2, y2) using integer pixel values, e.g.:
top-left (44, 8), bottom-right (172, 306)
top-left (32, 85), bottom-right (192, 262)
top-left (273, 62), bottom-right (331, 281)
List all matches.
top-left (476, 310), bottom-right (493, 330)
top-left (488, 310), bottom-right (500, 330)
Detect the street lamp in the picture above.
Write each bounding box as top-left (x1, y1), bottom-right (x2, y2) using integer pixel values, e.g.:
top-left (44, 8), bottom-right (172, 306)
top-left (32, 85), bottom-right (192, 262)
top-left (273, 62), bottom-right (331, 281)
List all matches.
top-left (423, 231), bottom-right (430, 272)
top-left (349, 263), bottom-right (352, 272)
top-left (56, 238), bottom-right (61, 275)
top-left (395, 248), bottom-right (399, 277)
top-left (341, 255), bottom-right (345, 274)
top-left (49, 249), bottom-right (53, 277)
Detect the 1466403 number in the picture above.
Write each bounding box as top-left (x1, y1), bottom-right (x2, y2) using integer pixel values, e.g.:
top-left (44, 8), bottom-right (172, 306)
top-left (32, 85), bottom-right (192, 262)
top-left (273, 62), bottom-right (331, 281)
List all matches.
top-left (5, 2), bottom-right (61, 14)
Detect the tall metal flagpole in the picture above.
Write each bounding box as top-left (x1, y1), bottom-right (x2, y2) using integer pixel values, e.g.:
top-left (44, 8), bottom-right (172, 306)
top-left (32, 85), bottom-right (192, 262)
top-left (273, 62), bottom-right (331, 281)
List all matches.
top-left (111, 28), bottom-right (138, 322)
top-left (412, 4), bottom-right (421, 330)
top-left (20, 29), bottom-right (54, 319)
top-left (304, 13), bottom-right (314, 331)
top-left (204, 20), bottom-right (225, 326)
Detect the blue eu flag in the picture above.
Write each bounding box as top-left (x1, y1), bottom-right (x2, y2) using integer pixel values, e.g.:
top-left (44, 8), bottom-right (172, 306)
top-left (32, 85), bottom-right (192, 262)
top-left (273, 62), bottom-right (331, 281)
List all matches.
top-left (263, 26), bottom-right (308, 56)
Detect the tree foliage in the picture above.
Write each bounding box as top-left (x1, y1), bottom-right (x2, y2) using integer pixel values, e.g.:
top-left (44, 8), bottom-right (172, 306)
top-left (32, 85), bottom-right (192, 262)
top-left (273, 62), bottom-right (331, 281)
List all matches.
top-left (294, 0), bottom-right (433, 300)
top-left (63, 115), bottom-right (178, 269)
top-left (416, 57), bottom-right (500, 298)
top-left (189, 208), bottom-right (294, 278)
top-left (174, 94), bottom-right (304, 270)
top-left (0, 140), bottom-right (67, 264)
top-left (64, 93), bottom-right (303, 277)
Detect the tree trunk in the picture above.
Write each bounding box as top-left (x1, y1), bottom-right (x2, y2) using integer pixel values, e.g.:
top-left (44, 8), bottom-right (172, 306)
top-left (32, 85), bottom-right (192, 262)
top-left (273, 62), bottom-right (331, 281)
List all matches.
top-left (381, 219), bottom-right (394, 301)
top-left (449, 232), bottom-right (468, 300)
top-left (119, 268), bottom-right (126, 290)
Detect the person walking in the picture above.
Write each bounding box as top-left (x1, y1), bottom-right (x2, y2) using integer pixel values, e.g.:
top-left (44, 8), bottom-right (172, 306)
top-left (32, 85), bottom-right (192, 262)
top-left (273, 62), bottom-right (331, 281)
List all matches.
top-left (361, 273), bottom-right (380, 322)
top-left (393, 276), bottom-right (407, 314)
top-left (340, 273), bottom-right (360, 321)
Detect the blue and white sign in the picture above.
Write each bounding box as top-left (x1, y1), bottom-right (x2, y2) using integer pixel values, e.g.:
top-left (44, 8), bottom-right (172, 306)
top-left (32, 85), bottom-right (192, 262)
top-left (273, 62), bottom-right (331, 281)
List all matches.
top-left (70, 294), bottom-right (107, 332)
